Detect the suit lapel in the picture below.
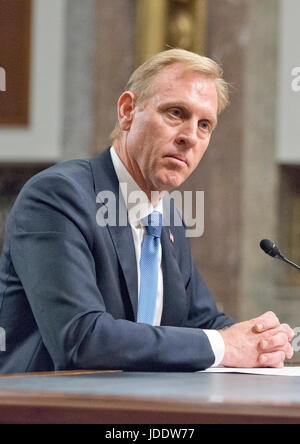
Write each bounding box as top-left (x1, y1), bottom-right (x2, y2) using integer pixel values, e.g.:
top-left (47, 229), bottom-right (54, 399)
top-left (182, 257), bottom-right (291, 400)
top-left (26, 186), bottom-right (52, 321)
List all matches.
top-left (107, 223), bottom-right (138, 320)
top-left (90, 149), bottom-right (138, 320)
top-left (160, 226), bottom-right (187, 326)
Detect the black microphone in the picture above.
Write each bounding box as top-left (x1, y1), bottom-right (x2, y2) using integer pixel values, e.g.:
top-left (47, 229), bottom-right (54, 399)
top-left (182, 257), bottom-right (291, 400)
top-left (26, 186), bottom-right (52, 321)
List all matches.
top-left (260, 239), bottom-right (300, 271)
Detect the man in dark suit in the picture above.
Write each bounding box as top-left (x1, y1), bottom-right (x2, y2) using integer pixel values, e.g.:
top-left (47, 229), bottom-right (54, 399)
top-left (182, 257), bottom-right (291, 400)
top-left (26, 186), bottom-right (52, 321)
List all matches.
top-left (0, 49), bottom-right (294, 374)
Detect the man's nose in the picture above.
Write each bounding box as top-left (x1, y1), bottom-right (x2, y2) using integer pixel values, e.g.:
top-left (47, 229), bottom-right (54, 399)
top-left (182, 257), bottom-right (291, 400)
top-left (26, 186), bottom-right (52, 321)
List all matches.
top-left (175, 121), bottom-right (198, 149)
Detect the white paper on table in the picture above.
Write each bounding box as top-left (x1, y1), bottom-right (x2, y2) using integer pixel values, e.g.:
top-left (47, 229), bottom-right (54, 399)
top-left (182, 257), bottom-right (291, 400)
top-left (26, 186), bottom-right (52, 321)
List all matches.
top-left (199, 366), bottom-right (300, 376)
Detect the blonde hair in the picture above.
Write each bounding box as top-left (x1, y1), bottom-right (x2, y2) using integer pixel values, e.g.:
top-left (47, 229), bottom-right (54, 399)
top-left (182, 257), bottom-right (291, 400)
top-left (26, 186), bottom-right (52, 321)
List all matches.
top-left (110, 48), bottom-right (230, 141)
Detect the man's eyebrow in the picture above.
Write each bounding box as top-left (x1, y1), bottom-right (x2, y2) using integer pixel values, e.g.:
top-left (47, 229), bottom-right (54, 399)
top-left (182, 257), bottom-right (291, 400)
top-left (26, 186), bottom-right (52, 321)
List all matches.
top-left (159, 101), bottom-right (189, 109)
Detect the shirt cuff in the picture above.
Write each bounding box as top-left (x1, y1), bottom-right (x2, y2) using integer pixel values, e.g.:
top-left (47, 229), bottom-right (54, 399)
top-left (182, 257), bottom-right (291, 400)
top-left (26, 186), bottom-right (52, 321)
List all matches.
top-left (202, 329), bottom-right (225, 367)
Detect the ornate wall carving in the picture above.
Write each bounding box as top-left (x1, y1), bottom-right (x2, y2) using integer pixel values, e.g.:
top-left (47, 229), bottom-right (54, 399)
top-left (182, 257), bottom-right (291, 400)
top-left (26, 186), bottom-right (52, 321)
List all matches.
top-left (136, 0), bottom-right (207, 65)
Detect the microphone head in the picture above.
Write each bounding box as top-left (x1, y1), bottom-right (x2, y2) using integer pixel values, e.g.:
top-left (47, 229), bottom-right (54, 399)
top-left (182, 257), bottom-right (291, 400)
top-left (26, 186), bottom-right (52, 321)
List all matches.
top-left (260, 239), bottom-right (282, 258)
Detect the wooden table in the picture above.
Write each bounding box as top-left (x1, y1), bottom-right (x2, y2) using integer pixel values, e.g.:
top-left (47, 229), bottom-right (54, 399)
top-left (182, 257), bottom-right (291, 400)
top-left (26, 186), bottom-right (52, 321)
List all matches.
top-left (0, 370), bottom-right (300, 424)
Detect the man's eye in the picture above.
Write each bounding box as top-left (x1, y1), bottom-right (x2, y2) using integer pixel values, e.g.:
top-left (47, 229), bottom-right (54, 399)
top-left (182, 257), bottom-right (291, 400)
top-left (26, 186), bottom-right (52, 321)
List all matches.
top-left (199, 120), bottom-right (210, 131)
top-left (169, 108), bottom-right (182, 118)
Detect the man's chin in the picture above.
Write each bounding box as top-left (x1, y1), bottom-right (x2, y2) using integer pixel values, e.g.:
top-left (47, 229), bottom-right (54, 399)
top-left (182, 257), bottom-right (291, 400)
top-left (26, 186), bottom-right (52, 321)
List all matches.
top-left (155, 174), bottom-right (186, 192)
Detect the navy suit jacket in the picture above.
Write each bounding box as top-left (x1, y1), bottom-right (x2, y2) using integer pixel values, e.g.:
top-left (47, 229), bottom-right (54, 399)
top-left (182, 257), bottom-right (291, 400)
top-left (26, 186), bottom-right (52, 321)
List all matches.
top-left (0, 148), bottom-right (234, 374)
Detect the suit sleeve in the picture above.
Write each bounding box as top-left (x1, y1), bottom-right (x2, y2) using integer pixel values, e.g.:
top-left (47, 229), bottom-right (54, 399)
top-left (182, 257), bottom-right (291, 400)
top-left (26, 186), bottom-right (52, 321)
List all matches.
top-left (10, 173), bottom-right (219, 372)
top-left (185, 259), bottom-right (235, 330)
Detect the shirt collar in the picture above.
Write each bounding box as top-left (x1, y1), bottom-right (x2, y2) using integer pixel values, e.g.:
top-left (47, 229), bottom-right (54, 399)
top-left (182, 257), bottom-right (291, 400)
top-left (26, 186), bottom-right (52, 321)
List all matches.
top-left (110, 146), bottom-right (163, 227)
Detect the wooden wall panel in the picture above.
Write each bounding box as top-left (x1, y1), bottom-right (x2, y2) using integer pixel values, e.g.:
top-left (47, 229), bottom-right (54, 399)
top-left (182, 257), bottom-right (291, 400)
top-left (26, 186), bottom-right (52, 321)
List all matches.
top-left (0, 0), bottom-right (32, 125)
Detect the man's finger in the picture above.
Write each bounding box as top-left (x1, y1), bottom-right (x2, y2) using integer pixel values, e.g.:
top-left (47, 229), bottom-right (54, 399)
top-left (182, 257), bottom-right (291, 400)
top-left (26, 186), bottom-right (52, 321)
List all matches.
top-left (254, 311), bottom-right (280, 332)
top-left (259, 332), bottom-right (289, 351)
top-left (281, 324), bottom-right (295, 341)
top-left (259, 336), bottom-right (294, 359)
top-left (260, 324), bottom-right (295, 342)
top-left (258, 350), bottom-right (285, 368)
top-left (284, 343), bottom-right (294, 360)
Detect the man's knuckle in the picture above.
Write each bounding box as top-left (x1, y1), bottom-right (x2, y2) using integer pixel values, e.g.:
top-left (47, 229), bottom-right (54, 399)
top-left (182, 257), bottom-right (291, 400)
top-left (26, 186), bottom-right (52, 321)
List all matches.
top-left (279, 333), bottom-right (288, 345)
top-left (266, 311), bottom-right (275, 317)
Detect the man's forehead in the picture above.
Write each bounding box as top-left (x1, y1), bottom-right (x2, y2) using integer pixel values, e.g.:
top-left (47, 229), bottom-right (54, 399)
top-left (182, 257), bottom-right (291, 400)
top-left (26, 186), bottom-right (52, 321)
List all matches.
top-left (152, 64), bottom-right (217, 97)
top-left (154, 63), bottom-right (211, 85)
top-left (150, 64), bottom-right (218, 109)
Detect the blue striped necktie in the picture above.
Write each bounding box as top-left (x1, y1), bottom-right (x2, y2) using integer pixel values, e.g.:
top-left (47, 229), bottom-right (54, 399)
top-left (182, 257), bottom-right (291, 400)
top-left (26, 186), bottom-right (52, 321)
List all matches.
top-left (137, 211), bottom-right (162, 325)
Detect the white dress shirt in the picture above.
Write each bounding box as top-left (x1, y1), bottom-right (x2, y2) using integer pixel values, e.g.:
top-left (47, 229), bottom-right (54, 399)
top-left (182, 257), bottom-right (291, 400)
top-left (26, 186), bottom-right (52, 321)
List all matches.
top-left (110, 146), bottom-right (225, 366)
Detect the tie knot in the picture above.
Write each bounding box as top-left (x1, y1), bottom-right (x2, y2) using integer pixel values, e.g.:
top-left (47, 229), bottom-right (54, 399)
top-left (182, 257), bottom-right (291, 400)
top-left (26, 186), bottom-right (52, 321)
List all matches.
top-left (142, 211), bottom-right (162, 238)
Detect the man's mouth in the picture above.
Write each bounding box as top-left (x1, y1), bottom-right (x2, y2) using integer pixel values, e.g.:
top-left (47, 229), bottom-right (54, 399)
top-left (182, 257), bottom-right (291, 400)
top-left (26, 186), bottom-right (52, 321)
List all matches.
top-left (165, 155), bottom-right (188, 166)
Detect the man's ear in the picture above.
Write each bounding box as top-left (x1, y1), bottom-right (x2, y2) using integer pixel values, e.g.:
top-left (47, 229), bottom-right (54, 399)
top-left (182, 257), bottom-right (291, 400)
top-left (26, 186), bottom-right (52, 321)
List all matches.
top-left (117, 91), bottom-right (136, 131)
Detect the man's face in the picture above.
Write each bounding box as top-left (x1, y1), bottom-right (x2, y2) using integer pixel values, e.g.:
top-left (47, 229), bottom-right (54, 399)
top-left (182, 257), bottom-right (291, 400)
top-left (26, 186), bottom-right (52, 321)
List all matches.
top-left (121, 63), bottom-right (218, 195)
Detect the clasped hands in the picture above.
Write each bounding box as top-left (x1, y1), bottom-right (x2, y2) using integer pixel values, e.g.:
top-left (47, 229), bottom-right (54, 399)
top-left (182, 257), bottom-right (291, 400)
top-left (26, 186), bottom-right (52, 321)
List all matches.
top-left (220, 311), bottom-right (294, 368)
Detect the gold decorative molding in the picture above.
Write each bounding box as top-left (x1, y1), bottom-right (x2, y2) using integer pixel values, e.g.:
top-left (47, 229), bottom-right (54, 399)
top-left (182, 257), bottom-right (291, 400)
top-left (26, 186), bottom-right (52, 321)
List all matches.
top-left (136, 0), bottom-right (207, 65)
top-left (136, 0), bottom-right (168, 66)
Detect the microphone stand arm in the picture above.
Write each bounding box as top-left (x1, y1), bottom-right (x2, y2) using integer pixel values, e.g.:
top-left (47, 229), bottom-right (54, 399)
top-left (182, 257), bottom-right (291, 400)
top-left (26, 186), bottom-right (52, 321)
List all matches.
top-left (276, 255), bottom-right (300, 271)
